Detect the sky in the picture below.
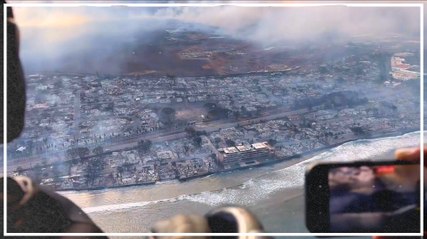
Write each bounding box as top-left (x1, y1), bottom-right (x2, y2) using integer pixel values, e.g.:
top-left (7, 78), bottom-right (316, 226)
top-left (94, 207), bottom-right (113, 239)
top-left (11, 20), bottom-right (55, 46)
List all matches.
top-left (9, 5), bottom-right (421, 74)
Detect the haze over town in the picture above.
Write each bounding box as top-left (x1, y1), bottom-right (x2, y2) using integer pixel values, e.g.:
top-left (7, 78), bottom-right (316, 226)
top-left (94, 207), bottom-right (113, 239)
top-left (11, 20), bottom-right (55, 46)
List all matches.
top-left (2, 4), bottom-right (422, 233)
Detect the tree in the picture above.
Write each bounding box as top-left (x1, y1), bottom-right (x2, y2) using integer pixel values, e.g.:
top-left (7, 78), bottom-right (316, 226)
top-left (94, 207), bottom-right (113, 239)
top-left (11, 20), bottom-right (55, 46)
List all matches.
top-left (77, 147), bottom-right (90, 159)
top-left (85, 157), bottom-right (105, 186)
top-left (193, 136), bottom-right (202, 147)
top-left (225, 139), bottom-right (236, 147)
top-left (268, 139), bottom-right (277, 146)
top-left (185, 127), bottom-right (197, 138)
top-left (233, 111), bottom-right (240, 119)
top-left (67, 147), bottom-right (90, 159)
top-left (16, 166), bottom-right (24, 175)
top-left (71, 157), bottom-right (80, 165)
top-left (204, 102), bottom-right (217, 110)
top-left (159, 107), bottom-right (176, 126)
top-left (142, 140), bottom-right (152, 151)
top-left (138, 140), bottom-right (152, 153)
top-left (93, 146), bottom-right (104, 155)
top-left (184, 145), bottom-right (190, 154)
top-left (350, 126), bottom-right (367, 136)
top-left (117, 166), bottom-right (124, 175)
top-left (207, 107), bottom-right (230, 120)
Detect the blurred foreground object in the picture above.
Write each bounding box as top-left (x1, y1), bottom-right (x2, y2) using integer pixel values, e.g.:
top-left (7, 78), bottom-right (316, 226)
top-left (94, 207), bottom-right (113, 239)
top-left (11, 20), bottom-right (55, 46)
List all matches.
top-left (1, 176), bottom-right (106, 237)
top-left (1, 1), bottom-right (26, 143)
top-left (151, 206), bottom-right (271, 239)
top-left (373, 147), bottom-right (425, 239)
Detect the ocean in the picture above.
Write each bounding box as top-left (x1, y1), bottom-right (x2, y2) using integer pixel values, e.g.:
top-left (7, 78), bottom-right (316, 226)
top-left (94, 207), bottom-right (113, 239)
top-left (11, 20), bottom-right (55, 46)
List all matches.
top-left (60, 131), bottom-right (421, 235)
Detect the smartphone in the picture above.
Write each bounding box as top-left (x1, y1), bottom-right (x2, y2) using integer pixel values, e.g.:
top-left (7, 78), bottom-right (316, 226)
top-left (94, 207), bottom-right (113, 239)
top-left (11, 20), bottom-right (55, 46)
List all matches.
top-left (305, 160), bottom-right (421, 233)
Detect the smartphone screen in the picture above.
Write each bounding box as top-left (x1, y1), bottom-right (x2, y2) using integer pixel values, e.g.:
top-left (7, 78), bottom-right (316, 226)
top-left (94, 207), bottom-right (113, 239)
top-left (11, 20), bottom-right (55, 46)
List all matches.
top-left (328, 164), bottom-right (420, 232)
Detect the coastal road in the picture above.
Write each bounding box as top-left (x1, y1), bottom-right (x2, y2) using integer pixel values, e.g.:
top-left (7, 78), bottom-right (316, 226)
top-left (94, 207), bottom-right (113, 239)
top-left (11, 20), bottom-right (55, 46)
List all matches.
top-left (6, 107), bottom-right (309, 171)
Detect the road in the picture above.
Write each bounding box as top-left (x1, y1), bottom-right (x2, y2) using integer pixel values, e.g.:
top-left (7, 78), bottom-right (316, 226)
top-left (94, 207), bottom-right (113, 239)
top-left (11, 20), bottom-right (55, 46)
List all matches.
top-left (5, 107), bottom-right (309, 171)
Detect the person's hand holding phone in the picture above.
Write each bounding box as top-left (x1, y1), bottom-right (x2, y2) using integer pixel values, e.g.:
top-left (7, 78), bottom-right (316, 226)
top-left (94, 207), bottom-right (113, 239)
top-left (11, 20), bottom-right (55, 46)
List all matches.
top-left (306, 147), bottom-right (422, 233)
top-left (373, 147), bottom-right (425, 239)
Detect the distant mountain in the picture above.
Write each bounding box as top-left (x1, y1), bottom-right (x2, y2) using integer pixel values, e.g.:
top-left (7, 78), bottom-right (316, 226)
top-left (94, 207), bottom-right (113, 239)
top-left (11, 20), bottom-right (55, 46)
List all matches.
top-left (51, 20), bottom-right (310, 76)
top-left (49, 19), bottom-right (372, 77)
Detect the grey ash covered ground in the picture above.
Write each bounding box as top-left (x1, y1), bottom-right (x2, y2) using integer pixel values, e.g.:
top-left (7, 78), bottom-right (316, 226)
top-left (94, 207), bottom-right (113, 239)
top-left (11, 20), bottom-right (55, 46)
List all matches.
top-left (6, 32), bottom-right (420, 191)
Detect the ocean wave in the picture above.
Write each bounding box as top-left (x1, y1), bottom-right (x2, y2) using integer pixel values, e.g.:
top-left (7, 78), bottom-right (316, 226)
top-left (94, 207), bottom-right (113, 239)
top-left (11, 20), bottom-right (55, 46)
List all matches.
top-left (84, 201), bottom-right (152, 213)
top-left (83, 196), bottom-right (182, 214)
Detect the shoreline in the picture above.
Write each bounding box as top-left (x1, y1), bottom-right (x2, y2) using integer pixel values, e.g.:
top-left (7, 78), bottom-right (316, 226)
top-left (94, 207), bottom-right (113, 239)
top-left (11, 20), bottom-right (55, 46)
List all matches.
top-left (80, 130), bottom-right (412, 234)
top-left (59, 128), bottom-right (419, 193)
top-left (69, 129), bottom-right (420, 233)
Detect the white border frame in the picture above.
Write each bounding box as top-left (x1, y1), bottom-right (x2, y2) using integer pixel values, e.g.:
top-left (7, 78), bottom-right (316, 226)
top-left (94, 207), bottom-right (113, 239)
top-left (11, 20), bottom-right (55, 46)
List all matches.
top-left (420, 2), bottom-right (425, 239)
top-left (3, 1), bottom-right (424, 237)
